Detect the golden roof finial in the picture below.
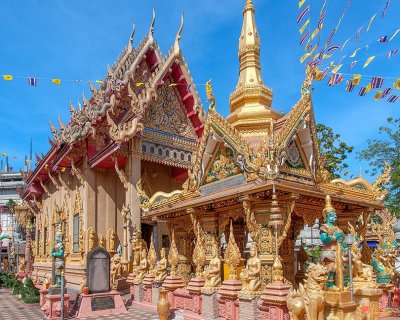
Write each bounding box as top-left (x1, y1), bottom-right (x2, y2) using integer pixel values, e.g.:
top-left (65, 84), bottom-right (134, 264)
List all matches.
top-left (228, 0), bottom-right (280, 138)
top-left (322, 195), bottom-right (335, 220)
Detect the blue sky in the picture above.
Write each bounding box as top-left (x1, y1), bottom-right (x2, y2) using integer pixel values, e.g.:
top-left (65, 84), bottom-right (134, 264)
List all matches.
top-left (0, 0), bottom-right (399, 181)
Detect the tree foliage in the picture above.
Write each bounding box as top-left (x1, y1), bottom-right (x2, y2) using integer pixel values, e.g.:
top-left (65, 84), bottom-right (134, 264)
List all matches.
top-left (357, 117), bottom-right (400, 217)
top-left (316, 123), bottom-right (354, 179)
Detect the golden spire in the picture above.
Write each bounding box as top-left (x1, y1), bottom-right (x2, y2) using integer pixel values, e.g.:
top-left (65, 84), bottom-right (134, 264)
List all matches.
top-left (228, 0), bottom-right (280, 138)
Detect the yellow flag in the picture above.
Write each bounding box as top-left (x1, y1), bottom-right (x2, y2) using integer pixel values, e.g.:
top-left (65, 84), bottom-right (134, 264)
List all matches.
top-left (331, 64), bottom-right (342, 74)
top-left (1, 152), bottom-right (6, 156)
top-left (311, 28), bottom-right (320, 40)
top-left (52, 78), bottom-right (61, 85)
top-left (352, 74), bottom-right (362, 86)
top-left (374, 91), bottom-right (383, 101)
top-left (365, 84), bottom-right (372, 93)
top-left (341, 37), bottom-right (351, 51)
top-left (299, 0), bottom-right (306, 8)
top-left (314, 69), bottom-right (324, 81)
top-left (389, 29), bottom-right (400, 42)
top-left (299, 18), bottom-right (310, 34)
top-left (350, 48), bottom-right (361, 58)
top-left (3, 75), bottom-right (12, 81)
top-left (366, 14), bottom-right (376, 32)
top-left (393, 78), bottom-right (400, 89)
top-left (300, 45), bottom-right (317, 63)
top-left (169, 83), bottom-right (178, 87)
top-left (95, 80), bottom-right (104, 84)
top-left (135, 82), bottom-right (144, 87)
top-left (322, 54), bottom-right (332, 60)
top-left (61, 167), bottom-right (66, 173)
top-left (363, 56), bottom-right (375, 68)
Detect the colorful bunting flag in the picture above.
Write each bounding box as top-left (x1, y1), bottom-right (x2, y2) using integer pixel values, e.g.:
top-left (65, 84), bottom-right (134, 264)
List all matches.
top-left (297, 5), bottom-right (310, 24)
top-left (393, 78), bottom-right (400, 89)
top-left (3, 75), bottom-right (12, 81)
top-left (346, 80), bottom-right (355, 92)
top-left (169, 83), bottom-right (178, 87)
top-left (382, 87), bottom-right (393, 97)
top-left (95, 80), bottom-right (104, 84)
top-left (352, 74), bottom-right (362, 86)
top-left (371, 77), bottom-right (384, 89)
top-left (331, 64), bottom-right (342, 74)
top-left (299, 18), bottom-right (310, 34)
top-left (348, 61), bottom-right (357, 71)
top-left (388, 49), bottom-right (398, 59)
top-left (359, 86), bottom-right (367, 96)
top-left (135, 82), bottom-right (144, 87)
top-left (341, 37), bottom-right (351, 51)
top-left (299, 0), bottom-right (306, 8)
top-left (326, 44), bottom-right (341, 55)
top-left (350, 48), bottom-right (361, 58)
top-left (318, 11), bottom-right (326, 30)
top-left (27, 77), bottom-right (37, 87)
top-left (328, 73), bottom-right (343, 86)
top-left (299, 30), bottom-right (310, 45)
top-left (389, 29), bottom-right (400, 42)
top-left (387, 95), bottom-right (399, 103)
top-left (326, 28), bottom-right (336, 47)
top-left (52, 78), bottom-right (61, 85)
top-left (363, 56), bottom-right (376, 68)
top-left (311, 28), bottom-right (320, 40)
top-left (367, 14), bottom-right (377, 32)
top-left (366, 84), bottom-right (372, 93)
top-left (355, 27), bottom-right (363, 41)
top-left (382, 0), bottom-right (391, 18)
top-left (378, 36), bottom-right (388, 43)
top-left (374, 91), bottom-right (383, 101)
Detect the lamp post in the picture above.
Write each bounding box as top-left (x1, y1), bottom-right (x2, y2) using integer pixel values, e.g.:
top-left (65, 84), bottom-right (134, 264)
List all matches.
top-left (344, 233), bottom-right (356, 302)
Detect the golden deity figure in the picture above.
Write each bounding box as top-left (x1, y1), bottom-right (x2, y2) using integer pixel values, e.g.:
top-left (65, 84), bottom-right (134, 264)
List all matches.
top-left (134, 248), bottom-right (149, 284)
top-left (99, 234), bottom-right (106, 249)
top-left (18, 257), bottom-right (26, 273)
top-left (202, 243), bottom-right (221, 292)
top-left (154, 248), bottom-right (168, 282)
top-left (240, 244), bottom-right (262, 296)
top-left (110, 254), bottom-right (123, 288)
top-left (88, 228), bottom-right (96, 251)
top-left (319, 195), bottom-right (345, 291)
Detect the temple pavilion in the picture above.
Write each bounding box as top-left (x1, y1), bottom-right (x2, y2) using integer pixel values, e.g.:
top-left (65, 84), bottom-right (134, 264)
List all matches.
top-left (20, 0), bottom-right (389, 292)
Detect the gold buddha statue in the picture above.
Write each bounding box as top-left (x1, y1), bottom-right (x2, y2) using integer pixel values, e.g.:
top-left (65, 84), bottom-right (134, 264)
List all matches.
top-left (154, 248), bottom-right (168, 282)
top-left (203, 244), bottom-right (221, 290)
top-left (240, 244), bottom-right (262, 294)
top-left (134, 249), bottom-right (149, 284)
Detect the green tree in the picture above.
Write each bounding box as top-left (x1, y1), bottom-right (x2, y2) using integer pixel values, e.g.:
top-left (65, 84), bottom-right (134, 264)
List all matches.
top-left (6, 199), bottom-right (16, 214)
top-left (316, 123), bottom-right (354, 179)
top-left (357, 117), bottom-right (400, 217)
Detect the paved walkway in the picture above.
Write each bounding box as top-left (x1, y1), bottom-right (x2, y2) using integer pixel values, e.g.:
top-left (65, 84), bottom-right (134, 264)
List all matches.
top-left (0, 288), bottom-right (158, 320)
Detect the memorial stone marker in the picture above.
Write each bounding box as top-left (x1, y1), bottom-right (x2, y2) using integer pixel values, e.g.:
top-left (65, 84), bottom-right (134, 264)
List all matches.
top-left (87, 247), bottom-right (110, 294)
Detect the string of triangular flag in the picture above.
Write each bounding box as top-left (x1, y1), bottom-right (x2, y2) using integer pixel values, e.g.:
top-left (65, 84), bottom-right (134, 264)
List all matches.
top-left (0, 74), bottom-right (200, 89)
top-left (310, 66), bottom-right (400, 103)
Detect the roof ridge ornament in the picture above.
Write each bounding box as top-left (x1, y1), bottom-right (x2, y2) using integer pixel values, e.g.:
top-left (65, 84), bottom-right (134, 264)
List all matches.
top-left (173, 12), bottom-right (184, 58)
top-left (149, 8), bottom-right (156, 38)
top-left (128, 22), bottom-right (136, 52)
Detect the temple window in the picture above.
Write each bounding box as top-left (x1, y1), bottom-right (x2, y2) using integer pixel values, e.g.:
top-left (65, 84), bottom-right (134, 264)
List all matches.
top-left (166, 150), bottom-right (170, 157)
top-left (142, 145), bottom-right (147, 153)
top-left (173, 152), bottom-right (177, 159)
top-left (150, 146), bottom-right (155, 154)
top-left (180, 153), bottom-right (184, 161)
top-left (158, 148), bottom-right (163, 156)
top-left (73, 213), bottom-right (79, 253)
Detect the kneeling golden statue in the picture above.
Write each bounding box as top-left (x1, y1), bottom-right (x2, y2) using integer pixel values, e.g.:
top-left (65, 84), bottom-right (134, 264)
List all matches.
top-left (239, 244), bottom-right (262, 296)
top-left (202, 244), bottom-right (221, 292)
top-left (287, 263), bottom-right (328, 320)
top-left (154, 248), bottom-right (168, 282)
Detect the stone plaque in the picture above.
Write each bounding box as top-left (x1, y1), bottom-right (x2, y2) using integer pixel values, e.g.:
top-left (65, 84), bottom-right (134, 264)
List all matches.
top-left (91, 296), bottom-right (115, 311)
top-left (87, 247), bottom-right (110, 293)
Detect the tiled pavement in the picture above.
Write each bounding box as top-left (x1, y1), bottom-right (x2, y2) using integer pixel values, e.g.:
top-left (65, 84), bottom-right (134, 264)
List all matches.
top-left (0, 288), bottom-right (158, 320)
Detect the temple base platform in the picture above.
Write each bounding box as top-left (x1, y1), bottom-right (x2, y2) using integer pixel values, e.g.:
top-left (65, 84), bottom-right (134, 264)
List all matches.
top-left (41, 293), bottom-right (71, 320)
top-left (324, 291), bottom-right (358, 319)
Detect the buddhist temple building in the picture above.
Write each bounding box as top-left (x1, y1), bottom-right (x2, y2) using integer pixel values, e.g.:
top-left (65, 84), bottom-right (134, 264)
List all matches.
top-left (20, 0), bottom-right (391, 310)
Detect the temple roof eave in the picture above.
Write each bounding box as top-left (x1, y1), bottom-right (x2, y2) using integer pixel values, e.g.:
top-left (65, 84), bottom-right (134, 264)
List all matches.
top-left (141, 178), bottom-right (384, 221)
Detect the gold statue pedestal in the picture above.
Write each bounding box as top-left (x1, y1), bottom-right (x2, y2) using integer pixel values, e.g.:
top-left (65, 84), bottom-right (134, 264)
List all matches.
top-left (377, 283), bottom-right (394, 317)
top-left (187, 276), bottom-right (205, 295)
top-left (354, 287), bottom-right (382, 320)
top-left (324, 291), bottom-right (358, 319)
top-left (218, 279), bottom-right (242, 298)
top-left (163, 275), bottom-right (185, 292)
